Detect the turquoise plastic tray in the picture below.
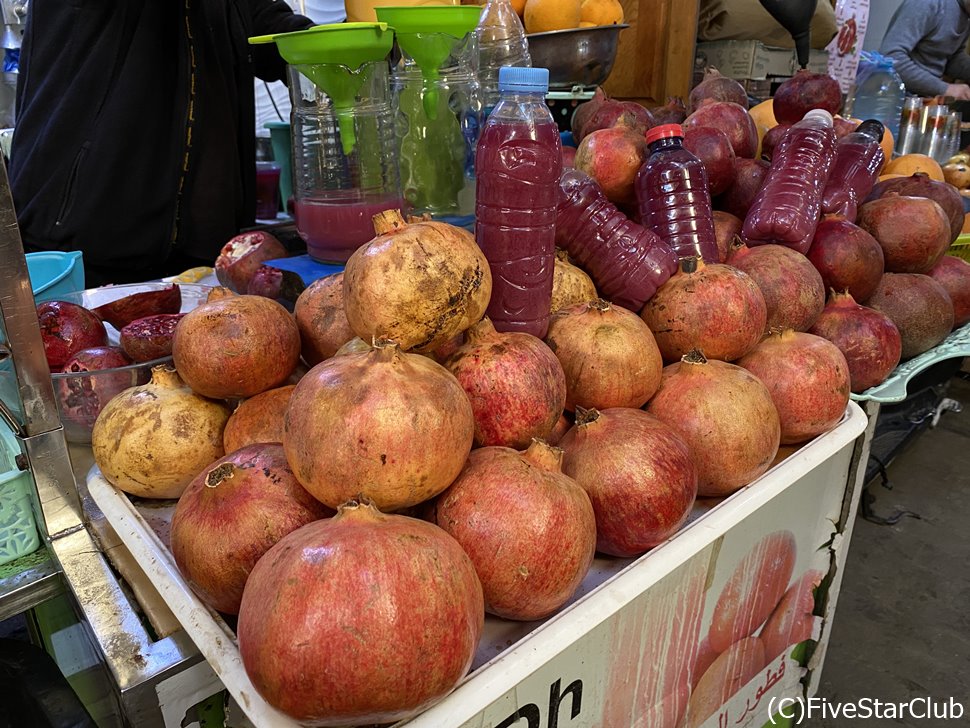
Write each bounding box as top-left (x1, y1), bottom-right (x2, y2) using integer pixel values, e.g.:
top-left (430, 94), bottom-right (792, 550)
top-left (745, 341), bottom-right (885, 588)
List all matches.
top-left (0, 424), bottom-right (39, 567)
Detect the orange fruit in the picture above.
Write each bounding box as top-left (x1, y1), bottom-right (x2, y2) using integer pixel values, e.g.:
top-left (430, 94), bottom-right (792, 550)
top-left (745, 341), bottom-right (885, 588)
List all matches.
top-left (524, 0), bottom-right (581, 33)
top-left (578, 20), bottom-right (595, 26)
top-left (877, 173), bottom-right (904, 183)
top-left (882, 153), bottom-right (945, 182)
top-left (747, 99), bottom-right (776, 158)
top-left (962, 212), bottom-right (970, 233)
top-left (579, 0), bottom-right (623, 26)
top-left (510, 0), bottom-right (526, 15)
top-left (879, 126), bottom-right (894, 169)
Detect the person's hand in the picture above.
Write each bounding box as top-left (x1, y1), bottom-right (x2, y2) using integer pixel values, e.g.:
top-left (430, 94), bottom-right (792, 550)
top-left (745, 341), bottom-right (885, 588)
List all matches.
top-left (945, 83), bottom-right (970, 101)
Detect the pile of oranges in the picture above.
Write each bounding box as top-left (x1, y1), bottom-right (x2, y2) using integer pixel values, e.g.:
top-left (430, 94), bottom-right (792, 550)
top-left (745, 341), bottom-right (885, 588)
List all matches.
top-left (515, 0), bottom-right (625, 34)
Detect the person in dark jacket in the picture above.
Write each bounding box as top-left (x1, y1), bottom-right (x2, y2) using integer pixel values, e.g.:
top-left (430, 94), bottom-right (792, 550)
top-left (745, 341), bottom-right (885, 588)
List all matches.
top-left (9, 1), bottom-right (312, 285)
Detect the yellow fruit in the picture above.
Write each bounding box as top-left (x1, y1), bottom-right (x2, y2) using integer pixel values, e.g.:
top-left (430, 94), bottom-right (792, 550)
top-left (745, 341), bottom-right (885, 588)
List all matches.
top-left (943, 162), bottom-right (970, 189)
top-left (882, 153), bottom-right (945, 182)
top-left (877, 173), bottom-right (905, 182)
top-left (962, 212), bottom-right (970, 233)
top-left (579, 0), bottom-right (623, 26)
top-left (510, 0), bottom-right (526, 15)
top-left (747, 99), bottom-right (776, 158)
top-left (579, 20), bottom-right (595, 26)
top-left (524, 0), bottom-right (581, 33)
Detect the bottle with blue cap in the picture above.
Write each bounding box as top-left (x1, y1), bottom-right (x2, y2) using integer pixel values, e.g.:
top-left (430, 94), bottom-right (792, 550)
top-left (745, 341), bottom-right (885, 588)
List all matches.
top-left (476, 66), bottom-right (562, 338)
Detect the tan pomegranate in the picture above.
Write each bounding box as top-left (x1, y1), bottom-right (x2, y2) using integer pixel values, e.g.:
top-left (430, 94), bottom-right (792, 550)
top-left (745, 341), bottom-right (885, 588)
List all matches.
top-left (551, 249), bottom-right (597, 313)
top-left (293, 273), bottom-right (355, 366)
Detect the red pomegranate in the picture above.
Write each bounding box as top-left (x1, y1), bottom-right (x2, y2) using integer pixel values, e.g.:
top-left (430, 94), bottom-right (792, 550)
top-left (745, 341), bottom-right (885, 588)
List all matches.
top-left (545, 299), bottom-right (664, 410)
top-left (432, 440), bottom-right (595, 620)
top-left (56, 346), bottom-right (135, 432)
top-left (683, 101), bottom-right (758, 159)
top-left (866, 172), bottom-right (963, 243)
top-left (284, 340), bottom-right (474, 510)
top-left (574, 120), bottom-right (647, 206)
top-left (559, 407), bottom-right (697, 556)
top-left (91, 284), bottom-right (181, 329)
top-left (857, 196), bottom-right (951, 273)
top-left (683, 126), bottom-right (736, 196)
top-left (716, 157), bottom-right (770, 218)
top-left (170, 443), bottom-right (331, 615)
top-left (646, 351), bottom-right (780, 497)
top-left (562, 146), bottom-right (577, 168)
top-left (688, 67), bottom-right (748, 112)
top-left (214, 231), bottom-right (288, 293)
top-left (808, 292), bottom-right (902, 393)
top-left (172, 294), bottom-right (301, 399)
top-left (571, 88), bottom-right (607, 140)
top-left (293, 273), bottom-right (355, 366)
top-left (832, 115), bottom-right (860, 138)
top-left (727, 243), bottom-right (825, 332)
top-left (640, 258), bottom-right (767, 362)
top-left (119, 313), bottom-right (184, 363)
top-left (583, 101), bottom-right (655, 140)
top-left (928, 255), bottom-right (970, 327)
top-left (713, 210), bottom-right (742, 263)
top-left (807, 217), bottom-right (885, 303)
top-left (866, 273), bottom-right (955, 359)
top-left (737, 330), bottom-right (851, 444)
top-left (444, 318), bottom-right (566, 449)
top-left (759, 123), bottom-right (790, 161)
top-left (237, 499), bottom-right (484, 725)
top-left (650, 96), bottom-right (688, 125)
top-left (222, 385), bottom-right (295, 453)
top-left (772, 71), bottom-right (842, 124)
top-left (37, 301), bottom-right (108, 370)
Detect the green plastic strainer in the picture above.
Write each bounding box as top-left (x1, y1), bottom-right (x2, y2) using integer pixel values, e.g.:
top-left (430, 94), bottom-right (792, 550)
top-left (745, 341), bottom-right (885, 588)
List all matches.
top-left (250, 23), bottom-right (393, 154)
top-left (375, 7), bottom-right (482, 118)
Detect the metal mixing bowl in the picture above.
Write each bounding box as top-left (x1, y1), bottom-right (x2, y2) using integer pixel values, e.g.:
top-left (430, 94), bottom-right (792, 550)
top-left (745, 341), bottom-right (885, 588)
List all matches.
top-left (526, 24), bottom-right (629, 90)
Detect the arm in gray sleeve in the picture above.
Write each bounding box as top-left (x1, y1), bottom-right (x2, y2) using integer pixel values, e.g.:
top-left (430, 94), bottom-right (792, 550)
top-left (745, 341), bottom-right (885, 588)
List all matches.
top-left (944, 49), bottom-right (970, 83)
top-left (879, 5), bottom-right (949, 96)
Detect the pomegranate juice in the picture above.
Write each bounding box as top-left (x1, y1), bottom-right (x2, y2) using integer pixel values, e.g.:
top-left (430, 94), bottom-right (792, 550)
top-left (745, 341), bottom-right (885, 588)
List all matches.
top-left (295, 196), bottom-right (405, 263)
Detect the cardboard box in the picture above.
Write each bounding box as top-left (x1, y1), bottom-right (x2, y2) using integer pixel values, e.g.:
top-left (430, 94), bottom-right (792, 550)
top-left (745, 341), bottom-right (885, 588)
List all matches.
top-left (697, 40), bottom-right (830, 81)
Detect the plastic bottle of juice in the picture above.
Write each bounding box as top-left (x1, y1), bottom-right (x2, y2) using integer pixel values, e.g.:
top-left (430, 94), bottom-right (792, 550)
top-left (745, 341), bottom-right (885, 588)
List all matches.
top-left (476, 66), bottom-right (562, 337)
top-left (742, 109), bottom-right (837, 254)
top-left (634, 124), bottom-right (719, 263)
top-left (820, 120), bottom-right (885, 221)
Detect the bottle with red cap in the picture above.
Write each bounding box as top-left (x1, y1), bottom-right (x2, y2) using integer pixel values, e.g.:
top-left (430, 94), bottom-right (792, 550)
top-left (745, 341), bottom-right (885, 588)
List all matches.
top-left (634, 123), bottom-right (719, 263)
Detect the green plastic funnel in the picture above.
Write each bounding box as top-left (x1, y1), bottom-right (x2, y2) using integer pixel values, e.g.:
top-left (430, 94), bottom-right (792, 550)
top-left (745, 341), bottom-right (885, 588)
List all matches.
top-left (250, 23), bottom-right (393, 154)
top-left (375, 7), bottom-right (482, 119)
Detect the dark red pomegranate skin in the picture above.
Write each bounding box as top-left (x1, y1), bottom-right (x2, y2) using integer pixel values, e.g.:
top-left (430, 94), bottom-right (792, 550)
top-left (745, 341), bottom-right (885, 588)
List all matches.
top-left (713, 211), bottom-right (743, 263)
top-left (772, 71), bottom-right (842, 124)
top-left (683, 127), bottom-right (736, 196)
top-left (56, 346), bottom-right (136, 430)
top-left (928, 255), bottom-right (970, 328)
top-left (807, 217), bottom-right (885, 303)
top-left (37, 301), bottom-right (109, 370)
top-left (866, 173), bottom-right (964, 243)
top-left (864, 273), bottom-right (954, 360)
top-left (716, 158), bottom-right (770, 219)
top-left (760, 123), bottom-right (790, 161)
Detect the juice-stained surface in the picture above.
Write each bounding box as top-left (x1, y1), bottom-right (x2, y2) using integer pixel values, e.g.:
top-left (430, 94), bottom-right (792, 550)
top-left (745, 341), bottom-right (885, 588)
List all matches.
top-left (295, 196), bottom-right (405, 263)
top-left (476, 114), bottom-right (561, 337)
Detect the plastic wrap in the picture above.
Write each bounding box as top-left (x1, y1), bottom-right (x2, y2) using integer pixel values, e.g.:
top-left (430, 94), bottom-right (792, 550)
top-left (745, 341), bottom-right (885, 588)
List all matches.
top-left (820, 120), bottom-right (885, 221)
top-left (556, 169), bottom-right (678, 312)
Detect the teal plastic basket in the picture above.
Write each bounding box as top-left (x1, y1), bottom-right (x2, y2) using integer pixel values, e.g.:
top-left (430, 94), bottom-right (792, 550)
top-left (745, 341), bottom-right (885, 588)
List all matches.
top-left (0, 424), bottom-right (40, 566)
top-left (26, 251), bottom-right (85, 302)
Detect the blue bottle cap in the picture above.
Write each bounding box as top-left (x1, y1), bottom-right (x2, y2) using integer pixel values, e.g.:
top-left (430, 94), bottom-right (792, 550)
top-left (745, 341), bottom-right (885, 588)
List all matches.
top-left (498, 66), bottom-right (549, 93)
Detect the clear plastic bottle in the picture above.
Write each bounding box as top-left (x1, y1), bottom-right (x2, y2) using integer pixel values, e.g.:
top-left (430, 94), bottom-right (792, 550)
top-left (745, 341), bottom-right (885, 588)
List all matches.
top-left (742, 109), bottom-right (837, 254)
top-left (634, 124), bottom-right (719, 263)
top-left (476, 66), bottom-right (561, 337)
top-left (556, 169), bottom-right (678, 311)
top-left (476, 0), bottom-right (532, 112)
top-left (843, 52), bottom-right (906, 141)
top-left (821, 120), bottom-right (885, 221)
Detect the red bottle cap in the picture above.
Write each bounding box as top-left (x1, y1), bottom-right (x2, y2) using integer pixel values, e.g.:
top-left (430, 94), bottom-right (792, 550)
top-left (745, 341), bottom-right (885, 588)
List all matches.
top-left (645, 123), bottom-right (684, 145)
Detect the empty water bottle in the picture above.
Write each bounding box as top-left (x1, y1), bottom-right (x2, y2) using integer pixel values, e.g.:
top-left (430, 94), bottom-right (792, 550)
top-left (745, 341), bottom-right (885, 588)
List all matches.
top-left (843, 52), bottom-right (906, 140)
top-left (476, 0), bottom-right (531, 112)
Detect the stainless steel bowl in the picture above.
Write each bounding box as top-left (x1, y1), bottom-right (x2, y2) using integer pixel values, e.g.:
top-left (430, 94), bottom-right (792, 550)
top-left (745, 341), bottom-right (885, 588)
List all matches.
top-left (526, 24), bottom-right (629, 90)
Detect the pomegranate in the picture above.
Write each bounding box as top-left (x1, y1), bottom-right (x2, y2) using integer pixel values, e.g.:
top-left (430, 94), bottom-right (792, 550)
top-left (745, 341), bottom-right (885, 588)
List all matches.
top-left (246, 265), bottom-right (306, 309)
top-left (551, 249), bottom-right (597, 312)
top-left (545, 299), bottom-right (663, 410)
top-left (713, 211), bottom-right (742, 263)
top-left (583, 102), bottom-right (654, 140)
top-left (683, 101), bottom-right (758, 159)
top-left (293, 273), bottom-right (354, 366)
top-left (559, 407), bottom-right (697, 556)
top-left (928, 255), bottom-right (970, 327)
top-left (574, 120), bottom-right (647, 206)
top-left (866, 172), bottom-right (964, 243)
top-left (683, 126), bottom-right (735, 196)
top-left (737, 330), bottom-right (851, 444)
top-left (37, 301), bottom-right (108, 370)
top-left (684, 637), bottom-right (766, 728)
top-left (237, 499), bottom-right (484, 725)
top-left (172, 294), bottom-right (301, 399)
top-left (640, 258), bottom-right (767, 362)
top-left (716, 157), bottom-right (770, 218)
top-left (547, 412), bottom-right (572, 446)
top-left (760, 569), bottom-right (824, 661)
top-left (571, 87), bottom-right (607, 141)
top-left (808, 292), bottom-right (902, 393)
top-left (760, 123), bottom-right (790, 161)
top-left (343, 210), bottom-right (491, 352)
top-left (727, 243), bottom-right (825, 332)
top-left (91, 366), bottom-right (231, 499)
top-left (120, 313), bottom-right (184, 362)
top-left (444, 318), bottom-right (565, 448)
top-left (866, 273), bottom-right (955, 359)
top-left (832, 115), bottom-right (860, 138)
top-left (688, 67), bottom-right (748, 112)
top-left (772, 71), bottom-right (842, 124)
top-left (214, 231), bottom-right (288, 293)
top-left (857, 196), bottom-right (951, 273)
top-left (56, 346), bottom-right (136, 433)
top-left (645, 351), bottom-right (780, 496)
top-left (807, 217), bottom-right (885, 303)
top-left (222, 385), bottom-right (295, 453)
top-left (91, 284), bottom-right (181, 329)
top-left (284, 340), bottom-right (474, 510)
top-left (650, 96), bottom-right (688, 125)
top-left (170, 443), bottom-right (331, 614)
top-left (433, 441), bottom-right (595, 620)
